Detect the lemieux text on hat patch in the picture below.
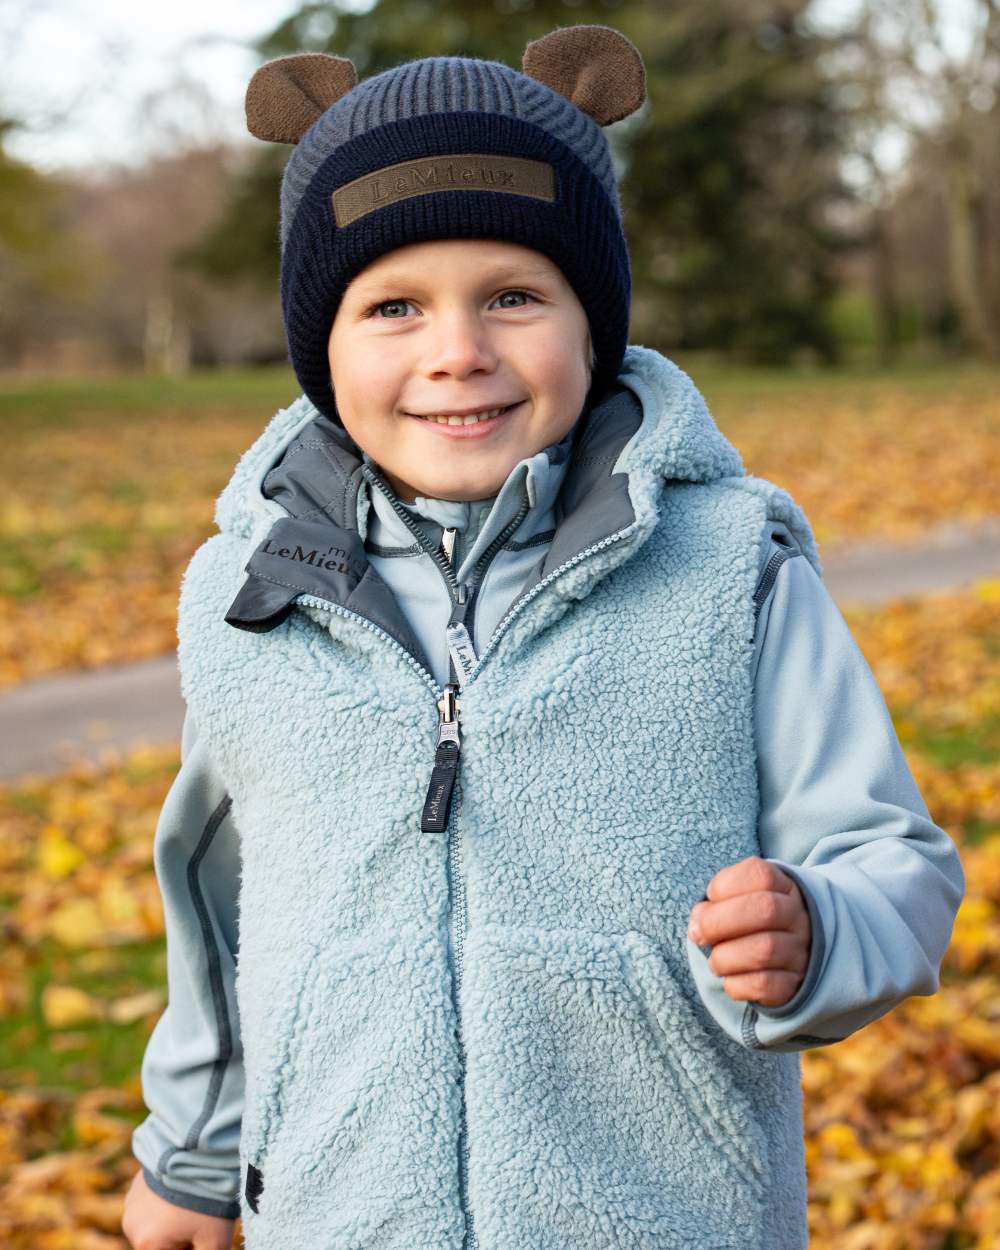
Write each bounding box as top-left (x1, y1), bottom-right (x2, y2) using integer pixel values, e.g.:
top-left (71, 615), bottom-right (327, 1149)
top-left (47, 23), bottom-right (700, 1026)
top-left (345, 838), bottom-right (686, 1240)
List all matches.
top-left (331, 153), bottom-right (556, 227)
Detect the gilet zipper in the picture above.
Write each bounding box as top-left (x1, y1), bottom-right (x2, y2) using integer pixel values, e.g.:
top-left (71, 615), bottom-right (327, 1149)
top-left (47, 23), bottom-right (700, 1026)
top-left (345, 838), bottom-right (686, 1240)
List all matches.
top-left (296, 469), bottom-right (635, 1250)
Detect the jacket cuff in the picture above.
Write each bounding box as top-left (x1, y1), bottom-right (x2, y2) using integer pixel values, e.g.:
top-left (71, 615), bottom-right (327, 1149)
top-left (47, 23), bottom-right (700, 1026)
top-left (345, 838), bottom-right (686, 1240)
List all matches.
top-left (750, 860), bottom-right (827, 1019)
top-left (141, 1166), bottom-right (241, 1220)
top-left (685, 863), bottom-right (845, 1052)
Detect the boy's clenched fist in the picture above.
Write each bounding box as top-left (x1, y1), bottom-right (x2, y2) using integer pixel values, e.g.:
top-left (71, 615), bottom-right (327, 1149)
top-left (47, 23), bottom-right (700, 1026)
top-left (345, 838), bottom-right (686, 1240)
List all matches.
top-left (689, 854), bottom-right (812, 1008)
top-left (121, 1169), bottom-right (236, 1250)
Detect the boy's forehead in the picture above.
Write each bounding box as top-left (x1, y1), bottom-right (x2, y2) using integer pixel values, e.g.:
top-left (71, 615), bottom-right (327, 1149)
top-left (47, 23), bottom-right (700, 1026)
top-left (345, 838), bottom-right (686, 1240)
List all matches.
top-left (352, 240), bottom-right (562, 287)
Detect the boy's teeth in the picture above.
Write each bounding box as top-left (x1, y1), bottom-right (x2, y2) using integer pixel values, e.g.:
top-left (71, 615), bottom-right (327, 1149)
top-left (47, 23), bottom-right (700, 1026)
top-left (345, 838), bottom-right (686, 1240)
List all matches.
top-left (420, 405), bottom-right (509, 425)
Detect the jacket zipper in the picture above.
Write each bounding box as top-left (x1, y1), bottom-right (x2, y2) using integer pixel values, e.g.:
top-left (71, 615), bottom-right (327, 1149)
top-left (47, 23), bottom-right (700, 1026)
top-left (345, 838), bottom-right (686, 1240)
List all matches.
top-left (359, 461), bottom-right (530, 679)
top-left (436, 528), bottom-right (477, 1250)
top-left (420, 685), bottom-right (478, 1249)
top-left (295, 472), bottom-right (635, 1249)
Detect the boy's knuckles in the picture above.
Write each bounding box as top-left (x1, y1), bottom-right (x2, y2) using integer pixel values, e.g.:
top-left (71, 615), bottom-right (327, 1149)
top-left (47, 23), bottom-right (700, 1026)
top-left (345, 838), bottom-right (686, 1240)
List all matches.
top-left (722, 968), bottom-right (803, 1006)
top-left (708, 930), bottom-right (801, 976)
top-left (752, 893), bottom-right (784, 928)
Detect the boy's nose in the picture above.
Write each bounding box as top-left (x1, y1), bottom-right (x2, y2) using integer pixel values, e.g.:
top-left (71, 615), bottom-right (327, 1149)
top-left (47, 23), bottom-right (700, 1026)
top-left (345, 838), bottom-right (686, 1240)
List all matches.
top-left (422, 313), bottom-right (499, 378)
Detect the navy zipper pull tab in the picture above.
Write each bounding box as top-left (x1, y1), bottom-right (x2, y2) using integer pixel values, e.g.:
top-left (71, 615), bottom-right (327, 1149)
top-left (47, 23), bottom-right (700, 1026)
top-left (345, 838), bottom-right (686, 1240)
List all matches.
top-left (421, 684), bottom-right (461, 832)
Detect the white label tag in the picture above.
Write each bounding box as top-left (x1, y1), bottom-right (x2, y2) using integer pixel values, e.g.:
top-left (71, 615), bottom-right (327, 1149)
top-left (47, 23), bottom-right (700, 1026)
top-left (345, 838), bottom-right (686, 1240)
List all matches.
top-left (446, 622), bottom-right (478, 685)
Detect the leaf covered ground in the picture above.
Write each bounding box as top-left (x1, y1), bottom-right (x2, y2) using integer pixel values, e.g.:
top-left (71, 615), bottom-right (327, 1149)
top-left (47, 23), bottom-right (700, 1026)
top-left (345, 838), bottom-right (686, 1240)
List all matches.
top-left (1, 362), bottom-right (998, 686)
top-left (0, 579), bottom-right (995, 1248)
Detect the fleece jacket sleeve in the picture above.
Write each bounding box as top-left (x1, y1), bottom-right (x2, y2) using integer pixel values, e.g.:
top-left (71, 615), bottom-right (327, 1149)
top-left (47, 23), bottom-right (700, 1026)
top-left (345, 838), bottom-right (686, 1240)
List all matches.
top-left (130, 709), bottom-right (244, 1219)
top-left (686, 523), bottom-right (966, 1053)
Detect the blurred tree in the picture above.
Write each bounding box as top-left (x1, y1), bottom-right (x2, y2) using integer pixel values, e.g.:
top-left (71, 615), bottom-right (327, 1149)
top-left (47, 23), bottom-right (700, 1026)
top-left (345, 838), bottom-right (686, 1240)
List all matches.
top-left (849, 0), bottom-right (1000, 360)
top-left (621, 2), bottom-right (854, 364)
top-left (0, 116), bottom-right (97, 367)
top-left (179, 0), bottom-right (858, 364)
top-left (175, 146), bottom-right (286, 293)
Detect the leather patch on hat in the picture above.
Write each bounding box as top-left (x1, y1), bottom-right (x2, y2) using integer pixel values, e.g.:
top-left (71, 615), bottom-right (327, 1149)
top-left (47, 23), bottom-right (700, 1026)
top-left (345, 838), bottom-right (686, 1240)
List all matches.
top-left (331, 153), bottom-right (555, 227)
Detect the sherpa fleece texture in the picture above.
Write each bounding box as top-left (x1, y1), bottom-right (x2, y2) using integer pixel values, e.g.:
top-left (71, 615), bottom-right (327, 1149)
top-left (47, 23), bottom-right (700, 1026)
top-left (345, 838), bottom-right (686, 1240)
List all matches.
top-left (176, 346), bottom-right (824, 1249)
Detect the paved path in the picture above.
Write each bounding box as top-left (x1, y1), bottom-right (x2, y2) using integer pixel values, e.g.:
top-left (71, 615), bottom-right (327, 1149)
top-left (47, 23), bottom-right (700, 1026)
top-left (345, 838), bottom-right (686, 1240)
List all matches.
top-left (2, 518), bottom-right (998, 782)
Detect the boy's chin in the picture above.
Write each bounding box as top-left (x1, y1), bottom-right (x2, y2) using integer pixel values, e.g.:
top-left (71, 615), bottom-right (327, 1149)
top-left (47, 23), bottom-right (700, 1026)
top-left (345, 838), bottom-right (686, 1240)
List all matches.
top-left (407, 469), bottom-right (509, 502)
top-left (415, 481), bottom-right (504, 502)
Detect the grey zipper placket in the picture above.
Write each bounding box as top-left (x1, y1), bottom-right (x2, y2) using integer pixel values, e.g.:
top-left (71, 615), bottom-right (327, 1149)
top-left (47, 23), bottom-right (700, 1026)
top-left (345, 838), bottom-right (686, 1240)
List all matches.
top-left (292, 464), bottom-right (635, 1250)
top-left (359, 462), bottom-right (530, 686)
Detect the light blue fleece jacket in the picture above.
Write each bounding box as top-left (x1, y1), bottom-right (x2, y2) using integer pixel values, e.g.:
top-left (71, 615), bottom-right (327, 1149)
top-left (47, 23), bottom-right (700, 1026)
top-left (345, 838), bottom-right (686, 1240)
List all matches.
top-left (131, 346), bottom-right (964, 1249)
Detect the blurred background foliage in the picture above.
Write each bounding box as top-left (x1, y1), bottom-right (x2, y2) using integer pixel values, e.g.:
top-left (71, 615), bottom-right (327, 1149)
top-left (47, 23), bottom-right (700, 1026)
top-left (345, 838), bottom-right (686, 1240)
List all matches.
top-left (2, 3), bottom-right (1000, 1248)
top-left (1, 0), bottom-right (998, 376)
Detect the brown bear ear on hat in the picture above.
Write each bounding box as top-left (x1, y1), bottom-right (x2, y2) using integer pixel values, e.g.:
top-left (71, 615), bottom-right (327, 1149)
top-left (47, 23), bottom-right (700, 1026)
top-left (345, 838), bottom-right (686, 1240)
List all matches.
top-left (522, 25), bottom-right (645, 127)
top-left (246, 53), bottom-right (358, 144)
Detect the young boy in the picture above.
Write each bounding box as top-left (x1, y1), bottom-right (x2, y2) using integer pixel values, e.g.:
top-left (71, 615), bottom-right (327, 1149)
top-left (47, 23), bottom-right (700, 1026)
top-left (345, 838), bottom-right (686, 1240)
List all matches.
top-left (125, 26), bottom-right (965, 1250)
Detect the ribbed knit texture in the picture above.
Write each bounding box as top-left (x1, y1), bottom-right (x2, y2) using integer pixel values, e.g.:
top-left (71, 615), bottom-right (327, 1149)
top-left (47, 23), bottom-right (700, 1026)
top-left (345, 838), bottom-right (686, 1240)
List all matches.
top-left (277, 55), bottom-right (631, 424)
top-left (280, 57), bottom-right (620, 247)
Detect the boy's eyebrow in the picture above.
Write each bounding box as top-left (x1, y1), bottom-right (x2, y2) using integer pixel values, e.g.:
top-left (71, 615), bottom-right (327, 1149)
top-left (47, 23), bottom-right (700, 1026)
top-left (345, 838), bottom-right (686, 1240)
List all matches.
top-left (351, 263), bottom-right (559, 292)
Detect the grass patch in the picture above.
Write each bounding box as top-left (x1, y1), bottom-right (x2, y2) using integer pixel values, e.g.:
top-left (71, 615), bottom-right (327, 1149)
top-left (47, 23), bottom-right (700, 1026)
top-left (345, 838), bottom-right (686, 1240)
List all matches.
top-left (0, 365), bottom-right (298, 430)
top-left (903, 717), bottom-right (1000, 769)
top-left (0, 939), bottom-right (166, 1096)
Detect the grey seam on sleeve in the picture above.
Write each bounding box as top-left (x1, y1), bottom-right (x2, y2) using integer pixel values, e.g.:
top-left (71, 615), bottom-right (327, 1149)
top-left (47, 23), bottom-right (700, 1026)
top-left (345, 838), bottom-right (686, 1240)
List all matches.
top-left (741, 1008), bottom-right (845, 1050)
top-left (142, 1166), bottom-right (241, 1220)
top-left (156, 793), bottom-right (239, 1184)
top-left (742, 1003), bottom-right (764, 1049)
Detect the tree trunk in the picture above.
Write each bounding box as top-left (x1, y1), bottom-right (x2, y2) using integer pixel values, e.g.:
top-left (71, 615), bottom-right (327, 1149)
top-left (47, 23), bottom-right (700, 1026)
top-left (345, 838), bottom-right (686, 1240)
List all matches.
top-left (943, 130), bottom-right (1000, 359)
top-left (870, 203), bottom-right (900, 367)
top-left (144, 289), bottom-right (191, 375)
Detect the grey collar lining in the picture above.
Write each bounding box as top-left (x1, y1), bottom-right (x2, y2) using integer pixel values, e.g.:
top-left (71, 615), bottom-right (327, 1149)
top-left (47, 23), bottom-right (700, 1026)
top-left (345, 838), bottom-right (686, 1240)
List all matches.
top-left (223, 383), bottom-right (645, 674)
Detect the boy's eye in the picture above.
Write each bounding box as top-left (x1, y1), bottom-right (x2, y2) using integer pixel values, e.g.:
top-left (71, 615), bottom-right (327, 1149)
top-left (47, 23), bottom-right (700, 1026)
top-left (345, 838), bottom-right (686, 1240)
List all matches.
top-left (370, 299), bottom-right (413, 319)
top-left (364, 290), bottom-right (535, 318)
top-left (494, 289), bottom-right (532, 308)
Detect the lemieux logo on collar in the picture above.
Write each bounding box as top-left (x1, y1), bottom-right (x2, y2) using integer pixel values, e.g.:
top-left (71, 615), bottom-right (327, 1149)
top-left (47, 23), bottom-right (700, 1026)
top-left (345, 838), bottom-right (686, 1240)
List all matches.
top-left (331, 153), bottom-right (556, 227)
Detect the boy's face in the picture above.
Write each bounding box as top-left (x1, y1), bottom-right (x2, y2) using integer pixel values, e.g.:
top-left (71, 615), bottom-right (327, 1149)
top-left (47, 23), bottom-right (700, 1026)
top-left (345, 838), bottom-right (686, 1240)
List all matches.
top-left (327, 238), bottom-right (593, 503)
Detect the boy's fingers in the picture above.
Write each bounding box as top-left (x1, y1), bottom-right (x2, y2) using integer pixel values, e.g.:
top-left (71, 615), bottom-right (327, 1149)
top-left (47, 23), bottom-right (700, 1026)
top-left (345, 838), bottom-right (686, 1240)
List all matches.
top-left (705, 929), bottom-right (809, 979)
top-left (719, 969), bottom-right (805, 1007)
top-left (689, 887), bottom-right (802, 946)
top-left (703, 855), bottom-right (795, 903)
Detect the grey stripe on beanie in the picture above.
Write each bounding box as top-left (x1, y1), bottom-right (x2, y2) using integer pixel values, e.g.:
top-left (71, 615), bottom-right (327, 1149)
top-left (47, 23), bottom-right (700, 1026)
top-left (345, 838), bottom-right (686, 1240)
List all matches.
top-left (280, 56), bottom-right (620, 251)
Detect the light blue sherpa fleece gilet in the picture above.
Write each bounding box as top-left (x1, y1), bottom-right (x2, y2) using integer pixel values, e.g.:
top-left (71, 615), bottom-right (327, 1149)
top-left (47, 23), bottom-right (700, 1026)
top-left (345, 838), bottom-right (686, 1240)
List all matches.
top-left (176, 345), bottom-right (829, 1249)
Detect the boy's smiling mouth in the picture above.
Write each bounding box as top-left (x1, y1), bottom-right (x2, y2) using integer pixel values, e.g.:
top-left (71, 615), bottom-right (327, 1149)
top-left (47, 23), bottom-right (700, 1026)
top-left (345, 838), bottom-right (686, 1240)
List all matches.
top-left (404, 400), bottom-right (524, 433)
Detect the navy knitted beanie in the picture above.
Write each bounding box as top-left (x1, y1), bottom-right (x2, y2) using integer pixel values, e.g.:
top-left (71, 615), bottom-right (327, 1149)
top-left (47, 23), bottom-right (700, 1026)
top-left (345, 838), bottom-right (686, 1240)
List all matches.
top-left (245, 26), bottom-right (646, 425)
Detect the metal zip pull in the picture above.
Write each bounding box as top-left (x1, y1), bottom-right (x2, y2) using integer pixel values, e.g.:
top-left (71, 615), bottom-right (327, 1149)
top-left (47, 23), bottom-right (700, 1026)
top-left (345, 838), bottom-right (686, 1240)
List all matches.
top-left (421, 683), bottom-right (461, 832)
top-left (441, 526), bottom-right (458, 567)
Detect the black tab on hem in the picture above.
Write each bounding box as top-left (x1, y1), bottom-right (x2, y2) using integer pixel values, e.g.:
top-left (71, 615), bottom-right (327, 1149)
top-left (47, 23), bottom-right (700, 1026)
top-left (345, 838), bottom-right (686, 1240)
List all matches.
top-left (245, 1161), bottom-right (264, 1213)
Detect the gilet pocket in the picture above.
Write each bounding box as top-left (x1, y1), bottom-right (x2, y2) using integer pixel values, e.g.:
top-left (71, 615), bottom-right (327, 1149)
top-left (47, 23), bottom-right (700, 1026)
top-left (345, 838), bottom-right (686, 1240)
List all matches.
top-left (239, 925), bottom-right (459, 1235)
top-left (620, 930), bottom-right (770, 1193)
top-left (241, 942), bottom-right (322, 1189)
top-left (460, 923), bottom-right (770, 1248)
